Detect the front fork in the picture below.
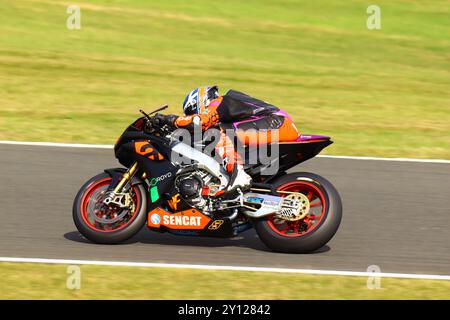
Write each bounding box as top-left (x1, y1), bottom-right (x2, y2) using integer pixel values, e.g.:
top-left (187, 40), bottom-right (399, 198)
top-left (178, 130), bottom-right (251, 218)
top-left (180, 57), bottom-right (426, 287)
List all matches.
top-left (103, 162), bottom-right (143, 207)
top-left (112, 162), bottom-right (139, 193)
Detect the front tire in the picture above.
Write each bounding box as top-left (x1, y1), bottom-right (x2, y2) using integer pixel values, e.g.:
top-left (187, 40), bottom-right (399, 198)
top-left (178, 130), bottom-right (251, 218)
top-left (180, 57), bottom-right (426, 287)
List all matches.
top-left (254, 172), bottom-right (342, 253)
top-left (72, 172), bottom-right (147, 244)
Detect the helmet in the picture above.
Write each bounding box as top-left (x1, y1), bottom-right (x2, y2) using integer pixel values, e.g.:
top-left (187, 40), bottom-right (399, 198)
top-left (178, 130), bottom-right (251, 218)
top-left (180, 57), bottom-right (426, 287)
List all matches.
top-left (182, 85), bottom-right (219, 115)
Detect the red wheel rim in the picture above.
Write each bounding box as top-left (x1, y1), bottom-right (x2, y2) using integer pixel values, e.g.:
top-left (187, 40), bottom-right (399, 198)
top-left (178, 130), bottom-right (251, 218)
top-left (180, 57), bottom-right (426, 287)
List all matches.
top-left (80, 178), bottom-right (141, 233)
top-left (267, 181), bottom-right (327, 237)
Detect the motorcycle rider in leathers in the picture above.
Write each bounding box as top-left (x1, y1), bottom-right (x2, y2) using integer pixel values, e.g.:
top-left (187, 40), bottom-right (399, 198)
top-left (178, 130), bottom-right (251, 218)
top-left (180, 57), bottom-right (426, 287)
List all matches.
top-left (153, 86), bottom-right (300, 195)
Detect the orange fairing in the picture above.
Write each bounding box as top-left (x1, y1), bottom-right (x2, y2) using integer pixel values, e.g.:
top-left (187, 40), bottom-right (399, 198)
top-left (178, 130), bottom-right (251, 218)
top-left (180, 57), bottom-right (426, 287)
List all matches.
top-left (147, 207), bottom-right (211, 230)
top-left (236, 117), bottom-right (299, 146)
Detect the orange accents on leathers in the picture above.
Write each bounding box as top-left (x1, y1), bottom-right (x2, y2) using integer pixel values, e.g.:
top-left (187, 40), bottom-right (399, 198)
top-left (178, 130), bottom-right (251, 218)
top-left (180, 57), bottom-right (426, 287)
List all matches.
top-left (216, 131), bottom-right (243, 173)
top-left (173, 96), bottom-right (299, 173)
top-left (174, 97), bottom-right (222, 131)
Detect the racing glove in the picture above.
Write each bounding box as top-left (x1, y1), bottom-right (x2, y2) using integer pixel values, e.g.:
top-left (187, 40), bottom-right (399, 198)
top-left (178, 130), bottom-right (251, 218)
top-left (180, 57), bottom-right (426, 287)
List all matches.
top-left (153, 113), bottom-right (177, 128)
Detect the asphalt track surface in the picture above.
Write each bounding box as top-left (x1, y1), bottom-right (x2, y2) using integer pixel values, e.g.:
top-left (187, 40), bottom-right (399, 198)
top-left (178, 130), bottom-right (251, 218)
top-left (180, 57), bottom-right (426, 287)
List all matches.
top-left (0, 144), bottom-right (449, 275)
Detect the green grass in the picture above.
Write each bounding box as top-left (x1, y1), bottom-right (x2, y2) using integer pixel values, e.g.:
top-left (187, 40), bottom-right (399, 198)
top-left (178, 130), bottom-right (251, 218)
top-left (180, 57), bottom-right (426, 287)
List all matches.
top-left (0, 0), bottom-right (449, 158)
top-left (0, 263), bottom-right (449, 299)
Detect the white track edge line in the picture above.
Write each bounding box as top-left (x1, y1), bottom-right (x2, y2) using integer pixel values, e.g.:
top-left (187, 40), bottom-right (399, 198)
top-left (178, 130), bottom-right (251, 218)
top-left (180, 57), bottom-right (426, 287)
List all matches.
top-left (0, 140), bottom-right (112, 149)
top-left (1, 140), bottom-right (449, 163)
top-left (318, 155), bottom-right (450, 163)
top-left (1, 257), bottom-right (449, 280)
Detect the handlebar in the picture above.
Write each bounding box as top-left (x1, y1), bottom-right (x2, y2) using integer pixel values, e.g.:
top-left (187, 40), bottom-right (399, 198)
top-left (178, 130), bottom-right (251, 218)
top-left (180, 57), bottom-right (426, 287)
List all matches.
top-left (140, 104), bottom-right (168, 119)
top-left (138, 105), bottom-right (173, 136)
top-left (140, 114), bottom-right (173, 137)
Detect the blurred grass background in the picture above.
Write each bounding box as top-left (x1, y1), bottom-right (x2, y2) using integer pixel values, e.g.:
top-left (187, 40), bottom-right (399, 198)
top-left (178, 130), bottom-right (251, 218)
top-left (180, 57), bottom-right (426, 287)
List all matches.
top-left (0, 0), bottom-right (449, 158)
top-left (1, 263), bottom-right (449, 299)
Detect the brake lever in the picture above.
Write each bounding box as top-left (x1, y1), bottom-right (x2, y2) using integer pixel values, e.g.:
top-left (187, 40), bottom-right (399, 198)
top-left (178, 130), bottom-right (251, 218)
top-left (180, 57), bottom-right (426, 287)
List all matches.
top-left (139, 109), bottom-right (153, 122)
top-left (148, 104), bottom-right (169, 115)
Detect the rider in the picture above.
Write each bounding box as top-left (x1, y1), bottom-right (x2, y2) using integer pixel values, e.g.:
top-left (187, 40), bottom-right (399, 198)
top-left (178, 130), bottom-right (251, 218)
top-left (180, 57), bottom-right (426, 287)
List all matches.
top-left (155, 86), bottom-right (300, 194)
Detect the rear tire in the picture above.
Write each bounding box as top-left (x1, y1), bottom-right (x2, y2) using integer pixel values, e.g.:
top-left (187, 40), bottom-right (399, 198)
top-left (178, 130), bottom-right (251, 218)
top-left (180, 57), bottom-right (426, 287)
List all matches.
top-left (72, 172), bottom-right (147, 244)
top-left (254, 172), bottom-right (342, 253)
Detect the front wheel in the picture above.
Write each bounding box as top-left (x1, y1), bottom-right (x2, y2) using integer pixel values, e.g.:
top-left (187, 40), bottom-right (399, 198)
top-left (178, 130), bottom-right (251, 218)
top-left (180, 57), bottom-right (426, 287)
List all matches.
top-left (254, 172), bottom-right (342, 253)
top-left (73, 172), bottom-right (147, 244)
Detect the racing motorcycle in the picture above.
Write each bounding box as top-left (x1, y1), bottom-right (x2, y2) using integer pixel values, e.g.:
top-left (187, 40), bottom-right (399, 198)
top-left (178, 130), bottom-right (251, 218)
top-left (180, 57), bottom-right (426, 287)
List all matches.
top-left (73, 104), bottom-right (342, 253)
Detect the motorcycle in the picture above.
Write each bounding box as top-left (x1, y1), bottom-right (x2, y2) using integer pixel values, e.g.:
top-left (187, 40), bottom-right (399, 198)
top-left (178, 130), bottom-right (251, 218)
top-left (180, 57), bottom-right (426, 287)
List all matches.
top-left (73, 104), bottom-right (342, 253)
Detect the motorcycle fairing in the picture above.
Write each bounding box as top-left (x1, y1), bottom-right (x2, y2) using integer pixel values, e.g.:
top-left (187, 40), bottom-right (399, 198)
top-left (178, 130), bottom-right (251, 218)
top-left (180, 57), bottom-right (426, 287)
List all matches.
top-left (218, 89), bottom-right (279, 122)
top-left (147, 207), bottom-right (211, 230)
top-left (147, 207), bottom-right (238, 238)
top-left (115, 138), bottom-right (178, 204)
top-left (244, 135), bottom-right (333, 180)
top-left (115, 125), bottom-right (173, 168)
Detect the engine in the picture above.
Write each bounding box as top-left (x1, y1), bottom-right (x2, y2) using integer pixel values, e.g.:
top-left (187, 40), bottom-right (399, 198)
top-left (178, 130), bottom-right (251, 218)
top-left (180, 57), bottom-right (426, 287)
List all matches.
top-left (174, 169), bottom-right (221, 211)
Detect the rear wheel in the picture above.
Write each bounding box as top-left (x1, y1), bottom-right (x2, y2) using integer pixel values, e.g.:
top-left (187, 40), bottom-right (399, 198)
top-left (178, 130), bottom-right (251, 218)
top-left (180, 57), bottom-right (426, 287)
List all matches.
top-left (73, 173), bottom-right (147, 244)
top-left (254, 172), bottom-right (342, 253)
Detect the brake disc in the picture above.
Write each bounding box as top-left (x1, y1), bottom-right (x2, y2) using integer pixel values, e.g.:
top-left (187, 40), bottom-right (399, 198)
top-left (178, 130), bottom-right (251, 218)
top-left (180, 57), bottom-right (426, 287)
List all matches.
top-left (88, 190), bottom-right (135, 224)
top-left (277, 193), bottom-right (310, 221)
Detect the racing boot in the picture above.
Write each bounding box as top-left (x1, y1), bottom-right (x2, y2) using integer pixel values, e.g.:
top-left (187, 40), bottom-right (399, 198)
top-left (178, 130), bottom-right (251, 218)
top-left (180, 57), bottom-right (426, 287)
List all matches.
top-left (224, 163), bottom-right (252, 195)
